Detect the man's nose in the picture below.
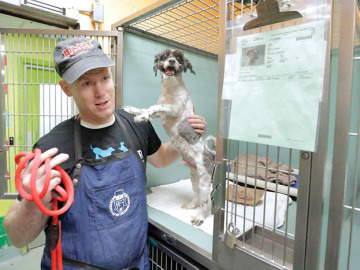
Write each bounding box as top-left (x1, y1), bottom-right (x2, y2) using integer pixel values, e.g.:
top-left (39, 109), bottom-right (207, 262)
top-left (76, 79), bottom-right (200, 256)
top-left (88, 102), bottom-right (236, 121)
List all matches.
top-left (94, 83), bottom-right (105, 96)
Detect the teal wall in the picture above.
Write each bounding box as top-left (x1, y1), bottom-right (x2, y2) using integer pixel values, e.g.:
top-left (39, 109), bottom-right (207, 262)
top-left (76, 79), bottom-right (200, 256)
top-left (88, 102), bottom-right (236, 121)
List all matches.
top-left (122, 33), bottom-right (218, 187)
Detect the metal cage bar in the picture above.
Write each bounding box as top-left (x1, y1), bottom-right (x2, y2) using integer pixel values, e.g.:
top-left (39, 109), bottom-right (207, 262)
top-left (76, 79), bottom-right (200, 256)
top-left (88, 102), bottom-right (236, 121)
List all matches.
top-left (147, 236), bottom-right (208, 270)
top-left (325, 1), bottom-right (360, 269)
top-left (221, 141), bottom-right (297, 269)
top-left (0, 29), bottom-right (120, 199)
top-left (325, 0), bottom-right (357, 268)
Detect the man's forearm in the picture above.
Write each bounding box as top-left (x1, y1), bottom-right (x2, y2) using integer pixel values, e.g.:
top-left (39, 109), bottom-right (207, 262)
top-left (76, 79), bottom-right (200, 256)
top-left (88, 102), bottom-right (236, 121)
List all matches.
top-left (3, 199), bottom-right (49, 248)
top-left (161, 141), bottom-right (181, 167)
top-left (148, 142), bottom-right (180, 168)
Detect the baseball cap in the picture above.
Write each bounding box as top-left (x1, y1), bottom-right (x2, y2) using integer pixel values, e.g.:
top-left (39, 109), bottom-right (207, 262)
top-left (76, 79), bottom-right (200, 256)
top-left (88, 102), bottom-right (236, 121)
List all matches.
top-left (53, 37), bottom-right (115, 84)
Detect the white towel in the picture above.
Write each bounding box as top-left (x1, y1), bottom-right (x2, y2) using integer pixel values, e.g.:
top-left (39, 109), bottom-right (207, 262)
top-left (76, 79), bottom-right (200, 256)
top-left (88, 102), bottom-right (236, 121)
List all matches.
top-left (147, 179), bottom-right (292, 236)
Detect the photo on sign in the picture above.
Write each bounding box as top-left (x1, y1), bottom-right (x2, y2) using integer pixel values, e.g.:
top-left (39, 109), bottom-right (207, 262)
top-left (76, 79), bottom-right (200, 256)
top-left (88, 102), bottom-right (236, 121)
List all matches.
top-left (241, 44), bottom-right (266, 67)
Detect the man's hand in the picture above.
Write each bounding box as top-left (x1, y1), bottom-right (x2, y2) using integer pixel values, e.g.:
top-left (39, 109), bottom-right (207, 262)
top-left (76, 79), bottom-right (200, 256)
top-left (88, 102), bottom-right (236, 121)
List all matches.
top-left (189, 115), bottom-right (207, 135)
top-left (4, 148), bottom-right (70, 248)
top-left (20, 148), bottom-right (69, 204)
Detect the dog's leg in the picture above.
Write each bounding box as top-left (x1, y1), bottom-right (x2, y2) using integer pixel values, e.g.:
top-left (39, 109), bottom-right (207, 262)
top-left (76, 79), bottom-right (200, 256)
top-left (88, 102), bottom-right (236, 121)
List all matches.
top-left (123, 106), bottom-right (146, 116)
top-left (182, 167), bottom-right (200, 209)
top-left (134, 104), bottom-right (181, 122)
top-left (190, 167), bottom-right (212, 226)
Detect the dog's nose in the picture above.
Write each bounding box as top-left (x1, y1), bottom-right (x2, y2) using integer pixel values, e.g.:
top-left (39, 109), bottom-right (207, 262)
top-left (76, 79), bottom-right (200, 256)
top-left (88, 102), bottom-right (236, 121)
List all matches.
top-left (168, 59), bottom-right (175, 65)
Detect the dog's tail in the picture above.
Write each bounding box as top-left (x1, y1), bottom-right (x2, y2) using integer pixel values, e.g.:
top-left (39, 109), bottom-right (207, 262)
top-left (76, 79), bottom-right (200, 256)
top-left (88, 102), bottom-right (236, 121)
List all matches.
top-left (204, 135), bottom-right (216, 157)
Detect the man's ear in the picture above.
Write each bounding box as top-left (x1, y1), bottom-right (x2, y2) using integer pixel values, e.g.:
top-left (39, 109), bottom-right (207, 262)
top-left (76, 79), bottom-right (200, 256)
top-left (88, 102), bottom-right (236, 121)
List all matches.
top-left (59, 80), bottom-right (72, 97)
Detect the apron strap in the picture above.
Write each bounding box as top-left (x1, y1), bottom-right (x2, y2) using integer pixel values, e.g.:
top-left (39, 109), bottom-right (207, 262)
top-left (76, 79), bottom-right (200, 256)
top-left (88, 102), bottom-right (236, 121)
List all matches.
top-left (114, 113), bottom-right (146, 175)
top-left (72, 115), bottom-right (83, 191)
top-left (74, 114), bottom-right (82, 161)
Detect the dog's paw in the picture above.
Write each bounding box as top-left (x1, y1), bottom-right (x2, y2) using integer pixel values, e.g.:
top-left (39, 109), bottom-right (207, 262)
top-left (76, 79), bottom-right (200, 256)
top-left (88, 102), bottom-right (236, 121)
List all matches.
top-left (123, 106), bottom-right (143, 116)
top-left (134, 112), bottom-right (152, 122)
top-left (190, 216), bottom-right (204, 226)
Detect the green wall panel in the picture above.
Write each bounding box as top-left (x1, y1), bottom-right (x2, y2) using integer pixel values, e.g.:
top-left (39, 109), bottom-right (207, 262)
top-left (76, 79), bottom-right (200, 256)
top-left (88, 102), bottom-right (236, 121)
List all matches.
top-left (0, 217), bottom-right (11, 249)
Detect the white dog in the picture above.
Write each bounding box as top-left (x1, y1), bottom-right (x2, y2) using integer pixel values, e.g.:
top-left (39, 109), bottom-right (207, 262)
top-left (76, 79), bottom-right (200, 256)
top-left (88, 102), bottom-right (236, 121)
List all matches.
top-left (124, 49), bottom-right (216, 226)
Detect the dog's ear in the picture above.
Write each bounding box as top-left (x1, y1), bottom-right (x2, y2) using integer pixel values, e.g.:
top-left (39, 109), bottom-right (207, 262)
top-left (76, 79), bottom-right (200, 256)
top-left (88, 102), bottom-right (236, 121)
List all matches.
top-left (184, 57), bottom-right (196, 75)
top-left (153, 54), bottom-right (160, 77)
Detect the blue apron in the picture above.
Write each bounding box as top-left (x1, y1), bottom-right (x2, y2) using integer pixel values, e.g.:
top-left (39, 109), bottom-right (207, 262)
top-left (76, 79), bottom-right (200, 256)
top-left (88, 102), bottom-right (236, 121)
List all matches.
top-left (41, 114), bottom-right (150, 270)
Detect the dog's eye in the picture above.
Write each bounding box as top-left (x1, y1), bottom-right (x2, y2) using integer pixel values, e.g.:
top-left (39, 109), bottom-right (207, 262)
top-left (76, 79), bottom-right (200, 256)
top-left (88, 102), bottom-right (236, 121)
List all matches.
top-left (161, 54), bottom-right (167, 60)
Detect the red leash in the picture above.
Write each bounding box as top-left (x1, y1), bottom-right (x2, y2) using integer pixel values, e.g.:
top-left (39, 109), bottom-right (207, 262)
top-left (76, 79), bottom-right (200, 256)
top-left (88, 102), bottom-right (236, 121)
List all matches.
top-left (15, 149), bottom-right (74, 270)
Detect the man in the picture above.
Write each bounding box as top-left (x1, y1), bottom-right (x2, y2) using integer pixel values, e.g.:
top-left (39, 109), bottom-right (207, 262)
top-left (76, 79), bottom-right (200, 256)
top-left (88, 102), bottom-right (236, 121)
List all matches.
top-left (3, 37), bottom-right (207, 270)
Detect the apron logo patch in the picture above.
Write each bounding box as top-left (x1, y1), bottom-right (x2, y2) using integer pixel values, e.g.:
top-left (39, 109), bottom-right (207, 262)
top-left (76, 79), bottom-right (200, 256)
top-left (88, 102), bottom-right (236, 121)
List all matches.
top-left (109, 189), bottom-right (130, 216)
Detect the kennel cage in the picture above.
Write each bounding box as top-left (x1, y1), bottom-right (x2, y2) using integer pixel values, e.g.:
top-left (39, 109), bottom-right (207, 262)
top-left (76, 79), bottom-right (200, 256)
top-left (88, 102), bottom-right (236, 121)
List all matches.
top-left (0, 30), bottom-right (121, 200)
top-left (1, 0), bottom-right (357, 269)
top-left (111, 0), bottom-right (332, 270)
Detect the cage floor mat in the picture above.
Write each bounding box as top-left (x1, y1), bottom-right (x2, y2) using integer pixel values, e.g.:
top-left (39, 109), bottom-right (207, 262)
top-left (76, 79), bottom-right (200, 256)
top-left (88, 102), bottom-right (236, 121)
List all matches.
top-left (147, 179), bottom-right (292, 236)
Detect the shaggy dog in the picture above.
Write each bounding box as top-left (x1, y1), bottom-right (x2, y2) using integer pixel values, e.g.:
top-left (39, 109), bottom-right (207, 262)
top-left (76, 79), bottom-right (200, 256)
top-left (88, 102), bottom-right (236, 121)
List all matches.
top-left (124, 49), bottom-right (215, 226)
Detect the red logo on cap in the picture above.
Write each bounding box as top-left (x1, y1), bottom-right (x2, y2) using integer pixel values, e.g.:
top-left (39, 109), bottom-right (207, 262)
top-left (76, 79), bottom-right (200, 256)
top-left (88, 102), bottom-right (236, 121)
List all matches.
top-left (62, 41), bottom-right (94, 58)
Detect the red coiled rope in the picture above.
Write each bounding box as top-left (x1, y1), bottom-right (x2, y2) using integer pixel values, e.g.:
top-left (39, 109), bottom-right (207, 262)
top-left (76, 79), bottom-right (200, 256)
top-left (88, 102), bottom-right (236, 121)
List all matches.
top-left (15, 149), bottom-right (74, 270)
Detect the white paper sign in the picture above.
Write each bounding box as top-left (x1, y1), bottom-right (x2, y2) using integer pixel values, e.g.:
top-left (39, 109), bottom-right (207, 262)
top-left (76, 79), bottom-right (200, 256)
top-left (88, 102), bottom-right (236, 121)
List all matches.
top-left (223, 20), bottom-right (326, 151)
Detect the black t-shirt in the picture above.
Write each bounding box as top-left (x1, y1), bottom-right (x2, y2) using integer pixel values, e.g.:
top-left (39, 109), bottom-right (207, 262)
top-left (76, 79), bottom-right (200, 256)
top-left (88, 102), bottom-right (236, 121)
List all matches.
top-left (33, 109), bottom-right (161, 178)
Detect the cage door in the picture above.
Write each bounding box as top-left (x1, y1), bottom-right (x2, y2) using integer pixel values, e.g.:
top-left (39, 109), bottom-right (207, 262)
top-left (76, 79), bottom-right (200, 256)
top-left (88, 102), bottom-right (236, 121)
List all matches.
top-left (212, 0), bottom-right (332, 269)
top-left (0, 29), bottom-right (120, 199)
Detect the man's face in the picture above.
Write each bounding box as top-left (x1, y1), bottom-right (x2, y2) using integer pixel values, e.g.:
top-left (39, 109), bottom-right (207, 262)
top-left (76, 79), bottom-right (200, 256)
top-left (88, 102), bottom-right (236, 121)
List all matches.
top-left (63, 67), bottom-right (115, 125)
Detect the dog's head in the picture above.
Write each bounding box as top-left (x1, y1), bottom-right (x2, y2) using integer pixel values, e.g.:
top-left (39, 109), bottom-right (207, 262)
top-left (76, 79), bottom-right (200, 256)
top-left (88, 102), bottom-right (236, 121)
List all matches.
top-left (153, 49), bottom-right (196, 78)
top-left (247, 49), bottom-right (259, 60)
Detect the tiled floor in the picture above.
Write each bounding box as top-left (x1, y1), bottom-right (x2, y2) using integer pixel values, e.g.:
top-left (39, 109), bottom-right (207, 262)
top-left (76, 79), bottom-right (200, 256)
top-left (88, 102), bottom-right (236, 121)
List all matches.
top-left (0, 245), bottom-right (43, 270)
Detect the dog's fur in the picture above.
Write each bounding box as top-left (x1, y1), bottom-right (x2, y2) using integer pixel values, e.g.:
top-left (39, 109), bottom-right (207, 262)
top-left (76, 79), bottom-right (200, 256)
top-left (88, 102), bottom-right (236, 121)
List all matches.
top-left (124, 49), bottom-right (215, 226)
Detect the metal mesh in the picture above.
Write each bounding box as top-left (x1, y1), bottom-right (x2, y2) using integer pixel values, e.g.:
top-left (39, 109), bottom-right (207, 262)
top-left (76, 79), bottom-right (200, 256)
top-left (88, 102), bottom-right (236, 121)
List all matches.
top-left (147, 238), bottom-right (207, 270)
top-left (149, 244), bottom-right (186, 270)
top-left (125, 0), bottom-right (255, 55)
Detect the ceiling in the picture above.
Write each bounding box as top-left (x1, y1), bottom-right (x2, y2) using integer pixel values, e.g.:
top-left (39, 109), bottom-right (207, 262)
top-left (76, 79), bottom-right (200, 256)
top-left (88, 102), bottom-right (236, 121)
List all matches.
top-left (114, 0), bottom-right (360, 56)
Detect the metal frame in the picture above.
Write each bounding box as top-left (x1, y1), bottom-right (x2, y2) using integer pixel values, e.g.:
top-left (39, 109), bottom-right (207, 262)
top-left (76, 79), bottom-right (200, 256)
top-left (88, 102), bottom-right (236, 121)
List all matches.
top-left (325, 1), bottom-right (357, 269)
top-left (0, 29), bottom-right (121, 199)
top-left (23, 0), bottom-right (66, 16)
top-left (299, 1), bottom-right (333, 268)
top-left (0, 31), bottom-right (6, 200)
top-left (0, 1), bottom-right (79, 29)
